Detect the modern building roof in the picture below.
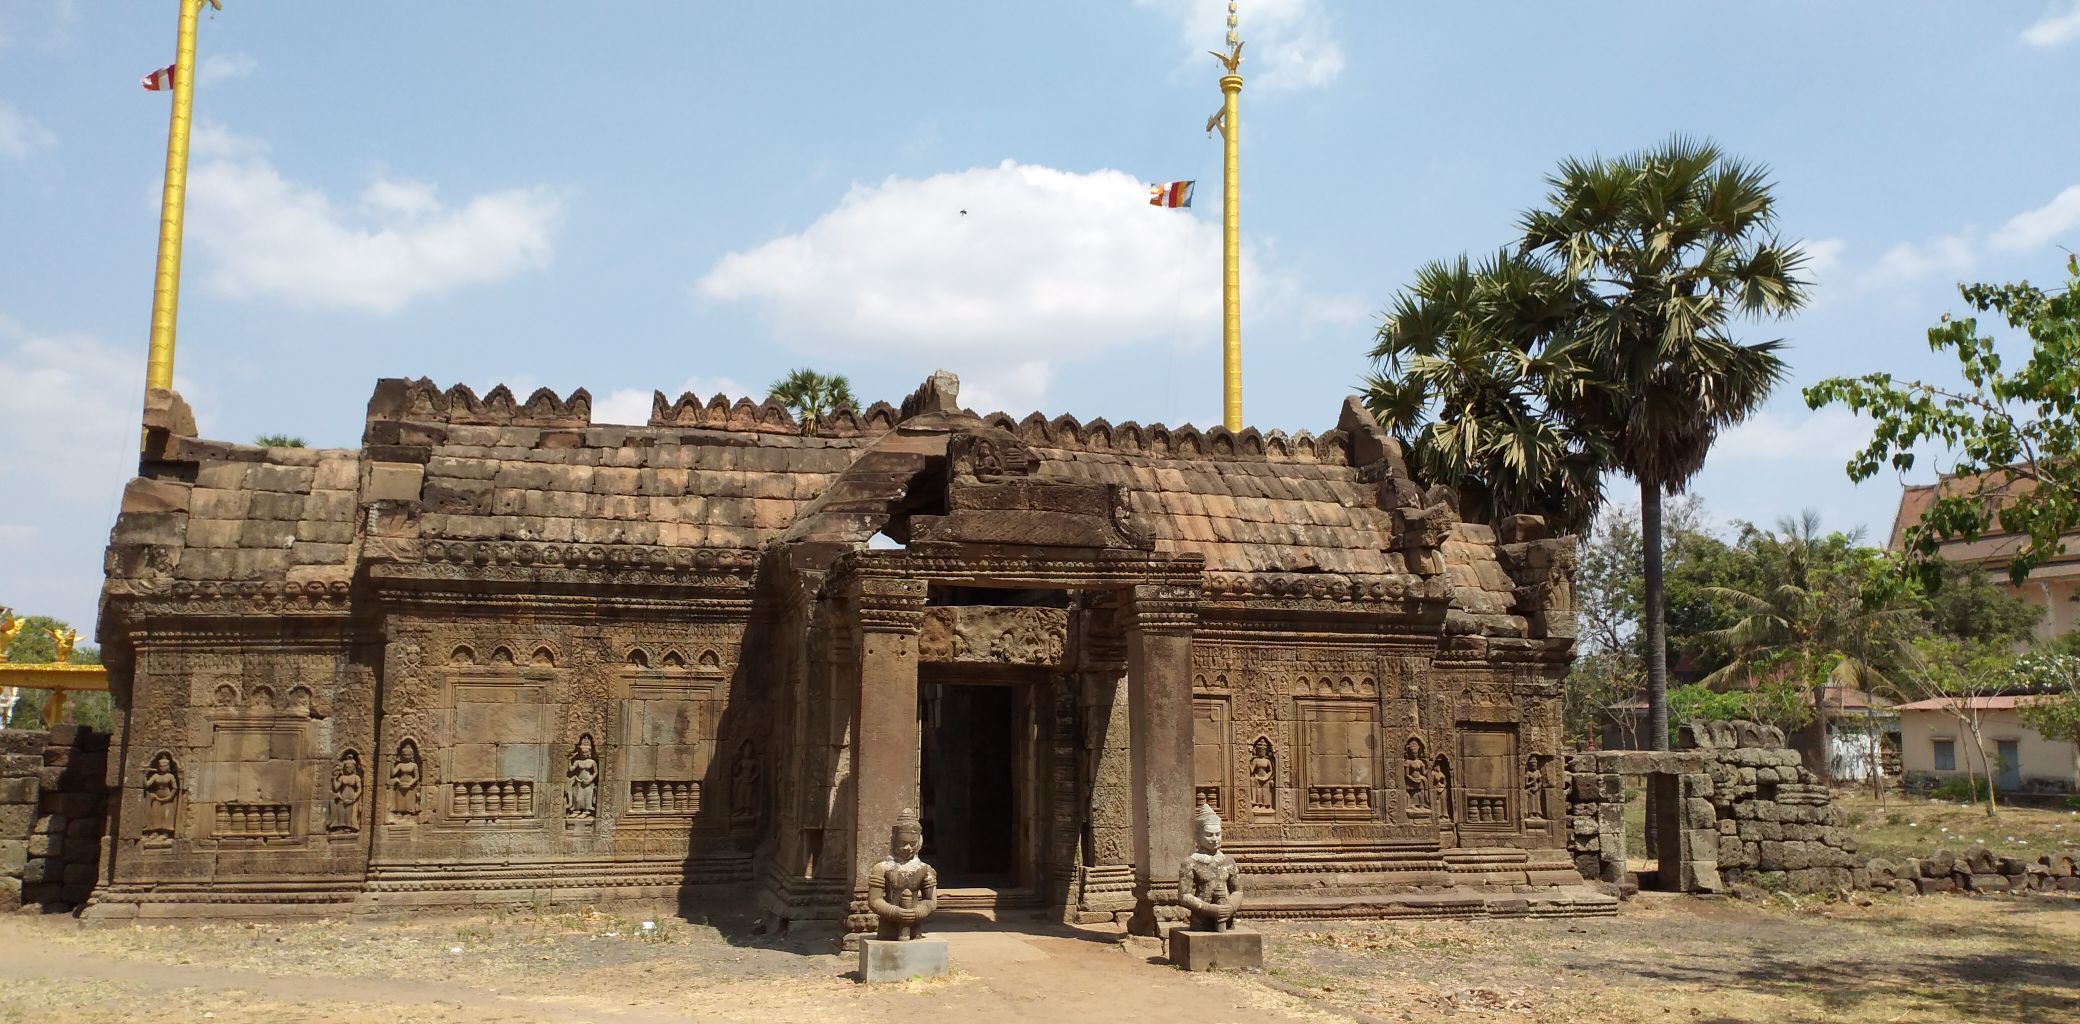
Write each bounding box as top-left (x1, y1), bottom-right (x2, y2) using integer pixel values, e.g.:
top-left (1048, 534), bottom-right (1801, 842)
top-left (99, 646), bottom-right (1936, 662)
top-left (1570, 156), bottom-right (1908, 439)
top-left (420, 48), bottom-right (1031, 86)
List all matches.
top-left (1891, 695), bottom-right (2050, 712)
top-left (1889, 469), bottom-right (2080, 575)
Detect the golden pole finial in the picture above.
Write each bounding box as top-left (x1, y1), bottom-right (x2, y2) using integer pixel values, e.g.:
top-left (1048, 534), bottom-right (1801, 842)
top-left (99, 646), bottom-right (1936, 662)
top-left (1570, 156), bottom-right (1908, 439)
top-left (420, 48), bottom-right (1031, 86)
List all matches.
top-left (143, 0), bottom-right (220, 444)
top-left (1212, 1), bottom-right (1244, 432)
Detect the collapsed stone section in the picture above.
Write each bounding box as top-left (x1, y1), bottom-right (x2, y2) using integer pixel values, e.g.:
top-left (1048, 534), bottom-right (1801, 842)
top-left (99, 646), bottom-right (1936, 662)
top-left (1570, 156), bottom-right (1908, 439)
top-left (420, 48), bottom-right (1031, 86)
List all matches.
top-left (0, 725), bottom-right (110, 913)
top-left (1566, 720), bottom-right (1862, 895)
top-left (91, 371), bottom-right (1604, 926)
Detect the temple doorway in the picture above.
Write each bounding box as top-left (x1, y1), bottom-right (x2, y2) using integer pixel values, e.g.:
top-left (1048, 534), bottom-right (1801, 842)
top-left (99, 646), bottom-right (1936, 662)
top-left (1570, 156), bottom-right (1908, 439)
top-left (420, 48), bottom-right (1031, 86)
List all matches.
top-left (918, 679), bottom-right (1027, 893)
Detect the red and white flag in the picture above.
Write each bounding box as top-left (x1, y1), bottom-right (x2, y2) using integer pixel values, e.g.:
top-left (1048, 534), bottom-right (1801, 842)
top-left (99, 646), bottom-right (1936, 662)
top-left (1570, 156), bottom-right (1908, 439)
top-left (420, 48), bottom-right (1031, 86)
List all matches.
top-left (141, 65), bottom-right (176, 92)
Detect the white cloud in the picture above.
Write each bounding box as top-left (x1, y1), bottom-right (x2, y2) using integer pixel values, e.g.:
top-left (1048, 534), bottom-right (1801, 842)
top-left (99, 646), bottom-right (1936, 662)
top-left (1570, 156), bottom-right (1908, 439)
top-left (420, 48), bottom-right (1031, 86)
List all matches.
top-left (1991, 184), bottom-right (2080, 252)
top-left (594, 375), bottom-right (748, 426)
top-left (960, 362), bottom-right (1056, 417)
top-left (1714, 407), bottom-right (1870, 465)
top-left (0, 318), bottom-right (156, 631)
top-left (1860, 232), bottom-right (1977, 289)
top-left (2022, 1), bottom-right (2080, 47)
top-left (0, 101), bottom-right (55, 160)
top-left (1800, 238), bottom-right (1846, 287)
top-left (1136, 0), bottom-right (1345, 91)
top-left (696, 161), bottom-right (1312, 413)
top-left (187, 124), bottom-right (565, 314)
top-left (200, 51), bottom-right (258, 84)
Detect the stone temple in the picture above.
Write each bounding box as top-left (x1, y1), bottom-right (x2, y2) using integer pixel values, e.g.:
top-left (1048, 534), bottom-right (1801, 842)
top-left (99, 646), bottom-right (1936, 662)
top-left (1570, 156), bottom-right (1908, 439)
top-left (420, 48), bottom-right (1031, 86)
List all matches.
top-left (89, 372), bottom-right (1606, 929)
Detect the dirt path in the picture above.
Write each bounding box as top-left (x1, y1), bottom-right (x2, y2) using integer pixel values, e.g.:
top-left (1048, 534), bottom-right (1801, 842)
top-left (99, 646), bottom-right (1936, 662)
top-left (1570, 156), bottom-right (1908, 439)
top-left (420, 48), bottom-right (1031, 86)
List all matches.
top-left (5, 894), bottom-right (2073, 1024)
top-left (0, 909), bottom-right (1326, 1024)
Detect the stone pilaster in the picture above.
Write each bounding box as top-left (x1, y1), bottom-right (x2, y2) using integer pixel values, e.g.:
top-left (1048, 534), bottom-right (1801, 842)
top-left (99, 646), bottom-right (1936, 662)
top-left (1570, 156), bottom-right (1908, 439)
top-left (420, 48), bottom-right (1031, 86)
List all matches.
top-left (842, 574), bottom-right (926, 938)
top-left (1124, 583), bottom-right (1200, 936)
top-left (1075, 601), bottom-right (1136, 921)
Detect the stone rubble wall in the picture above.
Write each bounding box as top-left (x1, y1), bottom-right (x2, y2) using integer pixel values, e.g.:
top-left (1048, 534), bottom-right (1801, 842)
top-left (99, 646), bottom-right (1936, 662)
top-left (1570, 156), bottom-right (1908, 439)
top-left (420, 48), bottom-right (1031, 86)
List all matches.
top-left (1564, 721), bottom-right (1864, 894)
top-left (1864, 843), bottom-right (2080, 896)
top-left (1701, 744), bottom-right (1866, 891)
top-left (0, 726), bottom-right (110, 912)
top-left (1568, 720), bottom-right (2080, 898)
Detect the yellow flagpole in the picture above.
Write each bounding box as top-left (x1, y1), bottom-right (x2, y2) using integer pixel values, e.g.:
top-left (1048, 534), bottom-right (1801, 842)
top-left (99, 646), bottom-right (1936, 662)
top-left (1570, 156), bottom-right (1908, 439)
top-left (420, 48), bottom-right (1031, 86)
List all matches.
top-left (1214, 4), bottom-right (1244, 432)
top-left (144, 0), bottom-right (218, 419)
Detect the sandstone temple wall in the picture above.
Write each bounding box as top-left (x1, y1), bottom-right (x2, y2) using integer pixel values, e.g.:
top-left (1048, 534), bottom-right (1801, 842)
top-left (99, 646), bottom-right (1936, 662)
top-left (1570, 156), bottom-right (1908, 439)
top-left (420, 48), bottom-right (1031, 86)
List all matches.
top-left (85, 376), bottom-right (1604, 924)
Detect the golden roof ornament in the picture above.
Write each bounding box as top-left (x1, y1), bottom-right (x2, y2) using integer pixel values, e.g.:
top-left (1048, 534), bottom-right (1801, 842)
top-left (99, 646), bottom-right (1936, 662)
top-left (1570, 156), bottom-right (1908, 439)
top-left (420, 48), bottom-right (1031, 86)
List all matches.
top-left (48, 627), bottom-right (78, 664)
top-left (0, 609), bottom-right (19, 661)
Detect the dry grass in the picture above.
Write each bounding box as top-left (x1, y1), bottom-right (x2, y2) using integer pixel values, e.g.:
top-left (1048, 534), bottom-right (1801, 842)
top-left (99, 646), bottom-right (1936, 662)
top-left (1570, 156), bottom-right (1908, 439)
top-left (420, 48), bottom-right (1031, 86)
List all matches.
top-left (1265, 892), bottom-right (2080, 1024)
top-left (1833, 790), bottom-right (2080, 863)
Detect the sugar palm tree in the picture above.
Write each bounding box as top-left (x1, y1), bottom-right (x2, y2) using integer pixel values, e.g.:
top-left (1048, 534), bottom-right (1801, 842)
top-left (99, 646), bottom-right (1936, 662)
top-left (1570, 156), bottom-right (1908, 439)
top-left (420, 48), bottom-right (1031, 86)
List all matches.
top-left (1365, 252), bottom-right (1609, 532)
top-left (1522, 136), bottom-right (1809, 749)
top-left (766, 368), bottom-right (858, 434)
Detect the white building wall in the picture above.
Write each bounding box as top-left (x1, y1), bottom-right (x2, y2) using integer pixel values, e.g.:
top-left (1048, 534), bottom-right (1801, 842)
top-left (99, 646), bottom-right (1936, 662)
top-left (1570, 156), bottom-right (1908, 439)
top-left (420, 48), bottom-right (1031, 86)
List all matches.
top-left (1900, 707), bottom-right (2079, 792)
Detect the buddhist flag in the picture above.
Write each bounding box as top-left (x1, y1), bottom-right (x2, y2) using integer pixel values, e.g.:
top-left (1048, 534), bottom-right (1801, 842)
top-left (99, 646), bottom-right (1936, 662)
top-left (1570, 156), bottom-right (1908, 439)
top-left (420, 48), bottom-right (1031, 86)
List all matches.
top-left (1149, 180), bottom-right (1195, 208)
top-left (141, 65), bottom-right (176, 91)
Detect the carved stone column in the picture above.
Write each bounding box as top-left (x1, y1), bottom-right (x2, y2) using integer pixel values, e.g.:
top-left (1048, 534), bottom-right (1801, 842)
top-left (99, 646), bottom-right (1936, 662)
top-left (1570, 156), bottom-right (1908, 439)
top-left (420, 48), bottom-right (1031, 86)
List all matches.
top-left (843, 574), bottom-right (927, 937)
top-left (1076, 598), bottom-right (1136, 922)
top-left (1124, 582), bottom-right (1200, 935)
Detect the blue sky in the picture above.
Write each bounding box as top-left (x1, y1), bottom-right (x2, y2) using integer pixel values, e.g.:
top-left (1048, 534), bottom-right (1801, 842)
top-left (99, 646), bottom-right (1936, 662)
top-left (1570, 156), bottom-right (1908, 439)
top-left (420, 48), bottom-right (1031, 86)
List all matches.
top-left (3, 1), bottom-right (2079, 632)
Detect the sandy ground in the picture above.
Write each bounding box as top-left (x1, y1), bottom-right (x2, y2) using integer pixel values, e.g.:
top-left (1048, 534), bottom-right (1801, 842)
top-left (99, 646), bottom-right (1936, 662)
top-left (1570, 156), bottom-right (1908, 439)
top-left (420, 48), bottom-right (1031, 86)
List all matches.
top-left (0, 893), bottom-right (2074, 1024)
top-left (1263, 891), bottom-right (2080, 1024)
top-left (0, 906), bottom-right (1322, 1024)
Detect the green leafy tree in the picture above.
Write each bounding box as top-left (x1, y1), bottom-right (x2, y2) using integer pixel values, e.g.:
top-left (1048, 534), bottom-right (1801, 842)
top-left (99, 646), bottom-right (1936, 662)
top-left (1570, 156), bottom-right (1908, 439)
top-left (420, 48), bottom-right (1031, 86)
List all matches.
top-left (1695, 512), bottom-right (1917, 779)
top-left (766, 368), bottom-right (859, 435)
top-left (254, 434), bottom-right (306, 448)
top-left (1806, 256), bottom-right (2080, 586)
top-left (1563, 496), bottom-right (1736, 746)
top-left (1919, 562), bottom-right (2044, 646)
top-left (1522, 137), bottom-right (1810, 750)
top-left (1669, 678), bottom-right (1812, 734)
top-left (1367, 253), bottom-right (1608, 532)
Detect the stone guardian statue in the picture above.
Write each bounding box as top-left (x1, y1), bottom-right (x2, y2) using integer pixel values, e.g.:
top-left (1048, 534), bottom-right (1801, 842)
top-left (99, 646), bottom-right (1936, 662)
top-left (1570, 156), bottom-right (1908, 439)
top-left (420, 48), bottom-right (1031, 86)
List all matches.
top-left (1168, 800), bottom-right (1260, 971)
top-left (1177, 801), bottom-right (1244, 931)
top-left (866, 808), bottom-right (938, 941)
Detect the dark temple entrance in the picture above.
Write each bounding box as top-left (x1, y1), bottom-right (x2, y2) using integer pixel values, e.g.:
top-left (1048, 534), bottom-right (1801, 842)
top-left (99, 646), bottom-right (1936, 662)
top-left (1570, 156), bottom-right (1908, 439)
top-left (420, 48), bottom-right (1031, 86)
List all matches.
top-left (919, 679), bottom-right (1025, 892)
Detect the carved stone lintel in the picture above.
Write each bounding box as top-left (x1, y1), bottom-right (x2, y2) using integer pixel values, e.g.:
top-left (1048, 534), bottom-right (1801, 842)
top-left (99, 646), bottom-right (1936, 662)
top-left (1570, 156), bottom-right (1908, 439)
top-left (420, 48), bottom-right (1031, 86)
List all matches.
top-left (916, 606), bottom-right (1067, 666)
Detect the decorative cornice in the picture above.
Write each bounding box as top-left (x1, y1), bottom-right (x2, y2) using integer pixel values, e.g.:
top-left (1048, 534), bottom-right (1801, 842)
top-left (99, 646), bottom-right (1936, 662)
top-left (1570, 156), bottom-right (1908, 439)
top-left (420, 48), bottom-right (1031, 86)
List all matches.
top-left (103, 579), bottom-right (354, 618)
top-left (1125, 583), bottom-right (1202, 636)
top-left (648, 391), bottom-right (899, 437)
top-left (970, 412), bottom-right (1352, 466)
top-left (846, 576), bottom-right (927, 635)
top-left (412, 539), bottom-right (761, 574)
top-left (1201, 572), bottom-right (1450, 605)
